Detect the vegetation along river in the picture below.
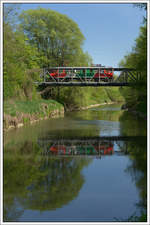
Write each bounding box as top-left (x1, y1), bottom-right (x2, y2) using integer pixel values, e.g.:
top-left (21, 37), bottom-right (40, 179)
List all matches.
top-left (4, 104), bottom-right (147, 222)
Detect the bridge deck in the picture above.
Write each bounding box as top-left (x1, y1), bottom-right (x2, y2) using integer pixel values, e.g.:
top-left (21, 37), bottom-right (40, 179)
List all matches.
top-left (46, 67), bottom-right (135, 71)
top-left (35, 81), bottom-right (130, 87)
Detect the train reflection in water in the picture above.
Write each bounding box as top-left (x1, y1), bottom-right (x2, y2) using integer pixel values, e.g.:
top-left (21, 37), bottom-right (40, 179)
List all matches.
top-left (49, 142), bottom-right (114, 158)
top-left (38, 138), bottom-right (130, 158)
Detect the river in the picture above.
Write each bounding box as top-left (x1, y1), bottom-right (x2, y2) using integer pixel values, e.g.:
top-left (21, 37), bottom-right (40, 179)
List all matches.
top-left (3, 103), bottom-right (147, 222)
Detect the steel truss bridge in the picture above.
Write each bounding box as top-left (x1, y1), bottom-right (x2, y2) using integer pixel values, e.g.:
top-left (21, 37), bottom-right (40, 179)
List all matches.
top-left (35, 67), bottom-right (142, 87)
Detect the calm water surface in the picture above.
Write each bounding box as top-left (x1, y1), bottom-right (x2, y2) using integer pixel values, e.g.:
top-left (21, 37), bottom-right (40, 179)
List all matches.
top-left (4, 104), bottom-right (147, 222)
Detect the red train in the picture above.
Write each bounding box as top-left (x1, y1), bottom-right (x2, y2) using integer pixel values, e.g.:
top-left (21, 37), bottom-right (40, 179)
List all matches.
top-left (48, 67), bottom-right (113, 81)
top-left (49, 69), bottom-right (67, 79)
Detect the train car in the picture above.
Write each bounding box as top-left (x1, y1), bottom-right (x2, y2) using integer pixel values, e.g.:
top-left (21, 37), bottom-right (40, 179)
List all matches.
top-left (48, 67), bottom-right (113, 82)
top-left (49, 69), bottom-right (67, 79)
top-left (76, 69), bottom-right (93, 79)
top-left (76, 68), bottom-right (113, 82)
top-left (94, 69), bottom-right (113, 81)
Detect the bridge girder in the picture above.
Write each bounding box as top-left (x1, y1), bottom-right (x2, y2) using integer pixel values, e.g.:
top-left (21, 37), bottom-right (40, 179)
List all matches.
top-left (36, 67), bottom-right (142, 87)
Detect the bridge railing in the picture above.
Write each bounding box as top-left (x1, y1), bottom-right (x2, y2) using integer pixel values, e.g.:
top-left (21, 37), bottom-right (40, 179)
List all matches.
top-left (115, 69), bottom-right (142, 83)
top-left (37, 67), bottom-right (141, 86)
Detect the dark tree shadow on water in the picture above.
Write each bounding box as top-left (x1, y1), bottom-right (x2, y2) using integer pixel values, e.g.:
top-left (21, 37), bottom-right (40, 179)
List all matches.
top-left (4, 141), bottom-right (92, 221)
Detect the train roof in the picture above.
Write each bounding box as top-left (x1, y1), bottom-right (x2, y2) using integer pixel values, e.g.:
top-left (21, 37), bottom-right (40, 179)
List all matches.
top-left (47, 67), bottom-right (135, 71)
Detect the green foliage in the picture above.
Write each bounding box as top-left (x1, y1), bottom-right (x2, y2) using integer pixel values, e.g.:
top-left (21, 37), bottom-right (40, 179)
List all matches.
top-left (23, 117), bottom-right (30, 124)
top-left (119, 23), bottom-right (147, 115)
top-left (120, 25), bottom-right (147, 73)
top-left (4, 139), bottom-right (91, 220)
top-left (4, 99), bottom-right (63, 116)
top-left (4, 3), bottom-right (21, 26)
top-left (114, 131), bottom-right (147, 222)
top-left (47, 86), bottom-right (124, 111)
top-left (4, 21), bottom-right (40, 100)
top-left (4, 6), bottom-right (93, 104)
top-left (115, 211), bottom-right (147, 222)
top-left (4, 6), bottom-right (122, 111)
top-left (19, 8), bottom-right (91, 67)
top-left (4, 99), bottom-right (64, 129)
top-left (119, 110), bottom-right (147, 136)
top-left (134, 3), bottom-right (147, 11)
top-left (125, 138), bottom-right (147, 221)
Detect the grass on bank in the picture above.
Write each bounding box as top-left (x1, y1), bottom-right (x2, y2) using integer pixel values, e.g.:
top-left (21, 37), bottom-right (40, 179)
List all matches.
top-left (4, 99), bottom-right (64, 129)
top-left (3, 86), bottom-right (124, 129)
top-left (4, 99), bottom-right (63, 117)
top-left (4, 87), bottom-right (124, 117)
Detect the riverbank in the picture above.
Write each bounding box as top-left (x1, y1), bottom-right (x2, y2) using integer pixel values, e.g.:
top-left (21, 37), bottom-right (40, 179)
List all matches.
top-left (4, 99), bottom-right (64, 131)
top-left (4, 87), bottom-right (125, 131)
top-left (4, 100), bottom-right (122, 132)
top-left (57, 86), bottom-right (125, 111)
top-left (75, 102), bottom-right (117, 111)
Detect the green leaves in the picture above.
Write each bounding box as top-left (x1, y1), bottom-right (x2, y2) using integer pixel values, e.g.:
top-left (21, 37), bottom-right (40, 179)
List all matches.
top-left (4, 21), bottom-right (40, 99)
top-left (19, 8), bottom-right (89, 67)
top-left (4, 7), bottom-right (92, 101)
top-left (119, 23), bottom-right (147, 114)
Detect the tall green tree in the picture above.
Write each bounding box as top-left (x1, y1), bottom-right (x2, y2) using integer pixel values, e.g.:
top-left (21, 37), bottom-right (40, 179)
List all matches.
top-left (3, 5), bottom-right (41, 99)
top-left (19, 8), bottom-right (91, 67)
top-left (18, 7), bottom-right (94, 106)
top-left (119, 15), bottom-right (147, 114)
top-left (4, 23), bottom-right (40, 99)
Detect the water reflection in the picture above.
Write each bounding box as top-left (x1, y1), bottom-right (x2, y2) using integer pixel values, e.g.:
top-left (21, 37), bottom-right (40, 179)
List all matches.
top-left (4, 139), bottom-right (91, 221)
top-left (4, 136), bottom-right (146, 222)
top-left (124, 138), bottom-right (147, 215)
top-left (48, 142), bottom-right (114, 157)
top-left (39, 138), bottom-right (128, 158)
top-left (3, 104), bottom-right (147, 222)
top-left (119, 110), bottom-right (147, 136)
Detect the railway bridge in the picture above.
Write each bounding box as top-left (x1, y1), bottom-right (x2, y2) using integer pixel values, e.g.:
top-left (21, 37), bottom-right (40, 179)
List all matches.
top-left (35, 67), bottom-right (142, 87)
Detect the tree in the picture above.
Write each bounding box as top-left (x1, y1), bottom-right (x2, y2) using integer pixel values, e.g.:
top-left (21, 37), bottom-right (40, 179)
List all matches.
top-left (19, 8), bottom-right (91, 67)
top-left (119, 23), bottom-right (147, 114)
top-left (3, 4), bottom-right (42, 99)
top-left (134, 3), bottom-right (147, 11)
top-left (4, 3), bottom-right (21, 26)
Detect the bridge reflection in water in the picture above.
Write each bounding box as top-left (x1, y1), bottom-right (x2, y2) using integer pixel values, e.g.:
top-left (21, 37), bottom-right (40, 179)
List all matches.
top-left (38, 136), bottom-right (145, 158)
top-left (48, 142), bottom-right (114, 158)
top-left (4, 135), bottom-right (146, 222)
